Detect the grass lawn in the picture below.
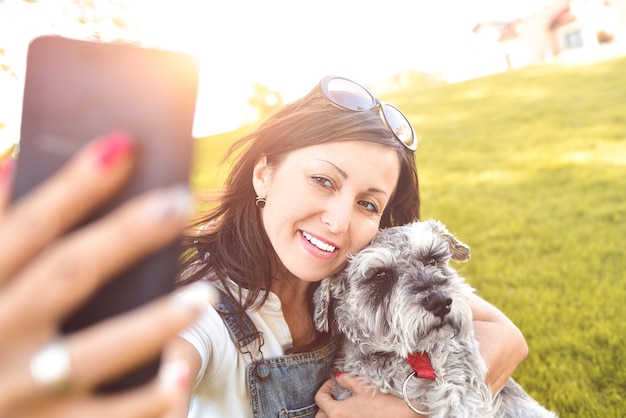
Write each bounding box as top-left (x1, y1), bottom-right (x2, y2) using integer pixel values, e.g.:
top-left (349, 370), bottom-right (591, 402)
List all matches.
top-left (191, 56), bottom-right (626, 417)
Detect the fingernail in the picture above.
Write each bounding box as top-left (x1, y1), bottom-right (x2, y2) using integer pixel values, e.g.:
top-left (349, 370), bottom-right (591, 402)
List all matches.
top-left (174, 281), bottom-right (219, 312)
top-left (93, 131), bottom-right (134, 170)
top-left (0, 159), bottom-right (15, 183)
top-left (146, 184), bottom-right (193, 221)
top-left (159, 360), bottom-right (190, 391)
top-left (334, 371), bottom-right (343, 377)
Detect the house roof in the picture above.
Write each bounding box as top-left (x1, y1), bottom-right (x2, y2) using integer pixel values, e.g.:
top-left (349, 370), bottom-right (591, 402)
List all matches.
top-left (499, 22), bottom-right (519, 41)
top-left (549, 7), bottom-right (577, 29)
top-left (472, 21), bottom-right (519, 41)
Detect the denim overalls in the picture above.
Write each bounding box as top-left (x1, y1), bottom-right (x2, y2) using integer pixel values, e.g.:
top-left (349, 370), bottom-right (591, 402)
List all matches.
top-left (215, 291), bottom-right (338, 418)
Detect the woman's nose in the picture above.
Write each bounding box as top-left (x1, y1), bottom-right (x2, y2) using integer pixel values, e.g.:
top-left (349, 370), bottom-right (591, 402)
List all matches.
top-left (321, 199), bottom-right (352, 234)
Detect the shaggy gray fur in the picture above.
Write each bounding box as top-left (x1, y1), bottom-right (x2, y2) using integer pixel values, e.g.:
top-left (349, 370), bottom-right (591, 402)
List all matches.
top-left (314, 219), bottom-right (557, 417)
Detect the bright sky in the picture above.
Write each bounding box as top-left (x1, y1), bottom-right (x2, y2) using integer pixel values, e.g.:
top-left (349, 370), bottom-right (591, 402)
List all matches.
top-left (0, 0), bottom-right (555, 149)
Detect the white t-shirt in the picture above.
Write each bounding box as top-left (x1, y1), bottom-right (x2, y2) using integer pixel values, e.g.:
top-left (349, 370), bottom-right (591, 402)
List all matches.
top-left (180, 290), bottom-right (293, 418)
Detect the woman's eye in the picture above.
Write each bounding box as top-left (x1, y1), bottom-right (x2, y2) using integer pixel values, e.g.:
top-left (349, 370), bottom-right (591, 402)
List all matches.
top-left (359, 200), bottom-right (380, 214)
top-left (312, 176), bottom-right (333, 188)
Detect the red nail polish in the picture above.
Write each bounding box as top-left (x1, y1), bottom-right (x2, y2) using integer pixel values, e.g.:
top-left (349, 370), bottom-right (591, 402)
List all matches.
top-left (93, 131), bottom-right (134, 169)
top-left (176, 367), bottom-right (190, 388)
top-left (160, 361), bottom-right (190, 391)
top-left (0, 159), bottom-right (15, 183)
top-left (334, 371), bottom-right (343, 378)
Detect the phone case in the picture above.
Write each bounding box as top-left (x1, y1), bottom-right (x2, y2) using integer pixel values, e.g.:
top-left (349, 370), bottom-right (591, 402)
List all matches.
top-left (14, 36), bottom-right (200, 391)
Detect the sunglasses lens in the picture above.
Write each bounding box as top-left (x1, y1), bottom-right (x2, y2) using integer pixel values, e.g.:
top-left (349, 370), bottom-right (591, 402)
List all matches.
top-left (319, 76), bottom-right (417, 151)
top-left (326, 78), bottom-right (375, 111)
top-left (382, 104), bottom-right (417, 150)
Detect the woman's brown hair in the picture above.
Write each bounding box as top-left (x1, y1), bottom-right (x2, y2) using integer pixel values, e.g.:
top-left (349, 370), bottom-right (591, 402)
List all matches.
top-left (177, 91), bottom-right (420, 312)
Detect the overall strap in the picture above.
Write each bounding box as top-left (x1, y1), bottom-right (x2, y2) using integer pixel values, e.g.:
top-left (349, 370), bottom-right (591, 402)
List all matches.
top-left (214, 290), bottom-right (339, 417)
top-left (214, 290), bottom-right (265, 362)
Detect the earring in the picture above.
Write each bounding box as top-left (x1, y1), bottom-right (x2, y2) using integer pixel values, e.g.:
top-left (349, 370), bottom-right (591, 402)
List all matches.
top-left (255, 196), bottom-right (266, 208)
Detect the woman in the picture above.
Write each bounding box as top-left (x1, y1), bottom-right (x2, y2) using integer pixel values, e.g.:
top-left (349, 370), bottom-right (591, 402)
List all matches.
top-left (169, 76), bottom-right (528, 417)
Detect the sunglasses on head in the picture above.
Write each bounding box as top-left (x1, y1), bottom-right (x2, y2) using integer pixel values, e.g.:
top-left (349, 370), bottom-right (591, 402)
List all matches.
top-left (315, 75), bottom-right (418, 151)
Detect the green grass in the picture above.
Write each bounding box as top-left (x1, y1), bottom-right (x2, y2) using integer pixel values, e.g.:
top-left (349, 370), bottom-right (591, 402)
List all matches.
top-left (191, 57), bottom-right (626, 417)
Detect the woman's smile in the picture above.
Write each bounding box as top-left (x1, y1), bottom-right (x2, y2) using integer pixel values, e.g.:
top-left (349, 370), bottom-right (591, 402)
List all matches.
top-left (300, 230), bottom-right (338, 260)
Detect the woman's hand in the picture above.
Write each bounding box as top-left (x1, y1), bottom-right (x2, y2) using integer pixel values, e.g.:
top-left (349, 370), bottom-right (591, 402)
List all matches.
top-left (315, 373), bottom-right (424, 418)
top-left (0, 133), bottom-right (207, 418)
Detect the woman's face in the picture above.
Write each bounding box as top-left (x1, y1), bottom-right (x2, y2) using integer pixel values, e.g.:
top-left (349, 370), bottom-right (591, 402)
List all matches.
top-left (253, 140), bottom-right (401, 283)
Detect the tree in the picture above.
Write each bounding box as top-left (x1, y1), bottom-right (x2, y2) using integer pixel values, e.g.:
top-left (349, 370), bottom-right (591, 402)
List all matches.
top-left (247, 83), bottom-right (283, 123)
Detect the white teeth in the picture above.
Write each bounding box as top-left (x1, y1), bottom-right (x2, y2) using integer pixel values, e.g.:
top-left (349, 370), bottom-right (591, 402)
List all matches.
top-left (302, 231), bottom-right (336, 252)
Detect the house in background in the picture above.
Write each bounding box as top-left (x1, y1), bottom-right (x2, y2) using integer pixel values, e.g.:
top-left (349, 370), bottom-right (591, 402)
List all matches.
top-left (469, 0), bottom-right (626, 78)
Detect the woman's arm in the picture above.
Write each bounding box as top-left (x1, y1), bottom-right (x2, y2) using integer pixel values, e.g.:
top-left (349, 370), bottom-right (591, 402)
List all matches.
top-left (470, 294), bottom-right (528, 393)
top-left (162, 336), bottom-right (203, 418)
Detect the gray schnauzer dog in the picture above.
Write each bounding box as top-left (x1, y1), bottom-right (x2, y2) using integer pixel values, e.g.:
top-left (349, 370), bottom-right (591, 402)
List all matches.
top-left (314, 219), bottom-right (556, 417)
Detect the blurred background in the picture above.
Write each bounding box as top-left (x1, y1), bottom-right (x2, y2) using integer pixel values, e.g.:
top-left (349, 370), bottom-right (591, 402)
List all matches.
top-left (2, 1), bottom-right (625, 416)
top-left (3, 0), bottom-right (625, 146)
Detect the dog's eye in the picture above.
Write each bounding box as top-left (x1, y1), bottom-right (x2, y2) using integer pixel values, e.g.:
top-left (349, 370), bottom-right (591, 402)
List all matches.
top-left (367, 268), bottom-right (396, 282)
top-left (426, 258), bottom-right (437, 266)
top-left (365, 268), bottom-right (397, 306)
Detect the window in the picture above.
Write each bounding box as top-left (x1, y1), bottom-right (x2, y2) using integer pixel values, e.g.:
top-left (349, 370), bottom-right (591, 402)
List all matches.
top-left (565, 30), bottom-right (584, 49)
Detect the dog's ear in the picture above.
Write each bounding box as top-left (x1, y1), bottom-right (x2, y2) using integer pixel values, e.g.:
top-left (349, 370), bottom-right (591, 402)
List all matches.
top-left (427, 219), bottom-right (471, 262)
top-left (313, 272), bottom-right (350, 333)
top-left (313, 277), bottom-right (333, 333)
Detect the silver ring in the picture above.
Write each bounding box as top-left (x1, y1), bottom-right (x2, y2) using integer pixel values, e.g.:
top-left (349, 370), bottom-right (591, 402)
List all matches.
top-left (30, 339), bottom-right (71, 390)
top-left (402, 372), bottom-right (430, 415)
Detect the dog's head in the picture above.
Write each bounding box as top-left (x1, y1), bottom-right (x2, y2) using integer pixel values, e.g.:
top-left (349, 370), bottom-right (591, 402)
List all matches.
top-left (314, 219), bottom-right (475, 357)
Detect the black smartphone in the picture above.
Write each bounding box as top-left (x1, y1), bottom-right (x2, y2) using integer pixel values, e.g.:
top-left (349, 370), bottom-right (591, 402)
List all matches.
top-left (13, 36), bottom-right (200, 392)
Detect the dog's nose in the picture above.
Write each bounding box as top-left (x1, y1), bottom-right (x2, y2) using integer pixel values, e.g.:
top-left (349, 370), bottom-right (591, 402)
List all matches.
top-left (424, 292), bottom-right (452, 319)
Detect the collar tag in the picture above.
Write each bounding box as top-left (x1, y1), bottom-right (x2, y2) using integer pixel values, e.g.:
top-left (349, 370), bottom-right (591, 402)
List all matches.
top-left (407, 352), bottom-right (436, 380)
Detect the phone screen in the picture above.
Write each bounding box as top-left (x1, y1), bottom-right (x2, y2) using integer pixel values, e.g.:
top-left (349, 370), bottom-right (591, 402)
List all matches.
top-left (14, 36), bottom-right (200, 391)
